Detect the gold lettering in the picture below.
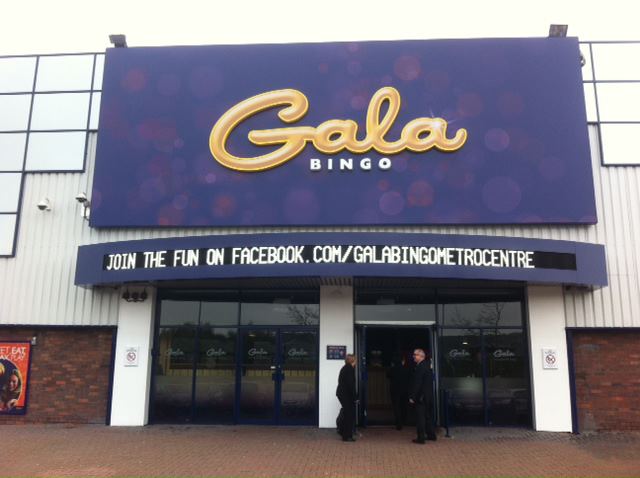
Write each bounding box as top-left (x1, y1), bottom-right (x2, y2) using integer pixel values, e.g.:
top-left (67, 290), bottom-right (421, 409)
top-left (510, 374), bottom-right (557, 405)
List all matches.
top-left (209, 87), bottom-right (467, 172)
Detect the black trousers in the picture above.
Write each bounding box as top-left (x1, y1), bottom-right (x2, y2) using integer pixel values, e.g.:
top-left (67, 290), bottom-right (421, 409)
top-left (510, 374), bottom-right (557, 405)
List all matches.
top-left (415, 400), bottom-right (436, 441)
top-left (338, 399), bottom-right (356, 439)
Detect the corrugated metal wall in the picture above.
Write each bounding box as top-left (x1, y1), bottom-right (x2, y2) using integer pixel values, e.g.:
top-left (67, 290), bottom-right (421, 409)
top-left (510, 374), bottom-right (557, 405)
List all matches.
top-left (0, 126), bottom-right (638, 327)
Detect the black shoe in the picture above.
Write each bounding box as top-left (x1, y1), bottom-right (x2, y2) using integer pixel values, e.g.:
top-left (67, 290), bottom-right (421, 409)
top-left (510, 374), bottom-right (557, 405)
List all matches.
top-left (412, 439), bottom-right (426, 444)
top-left (342, 437), bottom-right (356, 442)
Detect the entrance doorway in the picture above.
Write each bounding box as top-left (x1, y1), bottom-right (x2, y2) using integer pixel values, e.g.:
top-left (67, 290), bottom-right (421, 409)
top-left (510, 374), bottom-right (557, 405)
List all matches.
top-left (239, 328), bottom-right (318, 425)
top-left (356, 326), bottom-right (434, 427)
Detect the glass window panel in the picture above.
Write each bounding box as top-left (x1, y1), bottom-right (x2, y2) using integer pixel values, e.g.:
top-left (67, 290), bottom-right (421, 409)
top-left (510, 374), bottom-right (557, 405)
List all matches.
top-left (439, 328), bottom-right (484, 425)
top-left (280, 330), bottom-right (318, 423)
top-left (35, 55), bottom-right (93, 91)
top-left (583, 83), bottom-right (597, 122)
top-left (440, 301), bottom-right (522, 327)
top-left (0, 57), bottom-right (36, 93)
top-left (89, 92), bottom-right (101, 129)
top-left (596, 83), bottom-right (640, 122)
top-left (356, 289), bottom-right (436, 323)
top-left (241, 291), bottom-right (319, 326)
top-left (0, 173), bottom-right (21, 212)
top-left (25, 132), bottom-right (86, 171)
top-left (579, 44), bottom-right (593, 82)
top-left (600, 124), bottom-right (640, 165)
top-left (159, 300), bottom-right (200, 326)
top-left (0, 214), bottom-right (16, 255)
top-left (592, 43), bottom-right (640, 81)
top-left (153, 326), bottom-right (196, 423)
top-left (194, 327), bottom-right (237, 422)
top-left (0, 95), bottom-right (31, 131)
top-left (93, 55), bottom-right (105, 90)
top-left (31, 93), bottom-right (90, 130)
top-left (240, 329), bottom-right (276, 421)
top-left (200, 300), bottom-right (238, 326)
top-left (0, 133), bottom-right (27, 170)
top-left (485, 329), bottom-right (531, 426)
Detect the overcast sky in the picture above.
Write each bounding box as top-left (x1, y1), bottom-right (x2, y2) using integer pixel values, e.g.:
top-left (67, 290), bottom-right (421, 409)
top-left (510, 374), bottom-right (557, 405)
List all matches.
top-left (2, 0), bottom-right (637, 55)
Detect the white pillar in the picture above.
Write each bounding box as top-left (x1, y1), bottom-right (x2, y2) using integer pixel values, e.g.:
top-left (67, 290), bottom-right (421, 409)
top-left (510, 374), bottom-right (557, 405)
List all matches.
top-left (527, 285), bottom-right (572, 432)
top-left (110, 287), bottom-right (156, 426)
top-left (318, 285), bottom-right (354, 428)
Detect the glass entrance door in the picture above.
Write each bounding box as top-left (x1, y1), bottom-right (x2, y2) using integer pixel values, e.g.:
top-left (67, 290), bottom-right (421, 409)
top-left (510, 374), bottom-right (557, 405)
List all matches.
top-left (239, 328), bottom-right (318, 424)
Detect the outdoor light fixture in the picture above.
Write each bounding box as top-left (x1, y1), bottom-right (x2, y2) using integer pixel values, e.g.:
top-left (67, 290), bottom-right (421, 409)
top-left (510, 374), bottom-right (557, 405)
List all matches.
top-left (122, 289), bottom-right (148, 303)
top-left (109, 34), bottom-right (128, 48)
top-left (75, 192), bottom-right (91, 220)
top-left (548, 24), bottom-right (568, 38)
top-left (36, 198), bottom-right (51, 211)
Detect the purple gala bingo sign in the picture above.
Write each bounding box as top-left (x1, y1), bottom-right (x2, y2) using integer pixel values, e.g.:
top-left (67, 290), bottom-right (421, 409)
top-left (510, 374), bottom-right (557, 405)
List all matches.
top-left (90, 38), bottom-right (596, 228)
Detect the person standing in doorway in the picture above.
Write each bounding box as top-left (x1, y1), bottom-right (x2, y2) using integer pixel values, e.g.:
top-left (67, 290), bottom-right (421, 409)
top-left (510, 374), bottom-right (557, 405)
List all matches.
top-left (336, 354), bottom-right (357, 441)
top-left (409, 348), bottom-right (436, 444)
top-left (387, 355), bottom-right (410, 430)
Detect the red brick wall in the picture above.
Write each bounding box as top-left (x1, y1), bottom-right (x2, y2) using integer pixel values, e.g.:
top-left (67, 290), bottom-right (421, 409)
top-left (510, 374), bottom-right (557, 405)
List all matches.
top-left (572, 330), bottom-right (640, 431)
top-left (0, 327), bottom-right (115, 424)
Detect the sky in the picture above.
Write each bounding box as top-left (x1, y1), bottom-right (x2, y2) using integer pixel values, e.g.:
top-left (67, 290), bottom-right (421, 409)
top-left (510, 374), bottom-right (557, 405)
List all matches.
top-left (1, 0), bottom-right (638, 55)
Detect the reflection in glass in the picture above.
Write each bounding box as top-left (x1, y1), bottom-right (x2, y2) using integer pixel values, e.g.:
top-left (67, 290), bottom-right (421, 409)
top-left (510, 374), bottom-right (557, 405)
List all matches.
top-left (200, 300), bottom-right (238, 326)
top-left (600, 124), bottom-right (640, 165)
top-left (31, 93), bottom-right (90, 130)
top-left (281, 331), bottom-right (317, 423)
top-left (93, 55), bottom-right (105, 90)
top-left (0, 214), bottom-right (16, 255)
top-left (439, 329), bottom-right (484, 425)
top-left (0, 57), bottom-right (36, 93)
top-left (153, 326), bottom-right (196, 423)
top-left (240, 329), bottom-right (276, 421)
top-left (440, 301), bottom-right (522, 327)
top-left (592, 43), bottom-right (640, 81)
top-left (35, 55), bottom-right (93, 91)
top-left (485, 329), bottom-right (530, 426)
top-left (0, 173), bottom-right (21, 212)
top-left (89, 93), bottom-right (101, 129)
top-left (0, 95), bottom-right (31, 131)
top-left (596, 83), bottom-right (640, 122)
top-left (241, 291), bottom-right (319, 325)
top-left (195, 327), bottom-right (236, 422)
top-left (159, 300), bottom-right (199, 326)
top-left (0, 133), bottom-right (27, 170)
top-left (25, 132), bottom-right (86, 171)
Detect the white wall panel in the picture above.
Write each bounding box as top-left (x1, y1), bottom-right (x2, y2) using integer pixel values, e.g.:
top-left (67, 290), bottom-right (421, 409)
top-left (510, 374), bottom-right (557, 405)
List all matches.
top-left (0, 125), bottom-right (638, 327)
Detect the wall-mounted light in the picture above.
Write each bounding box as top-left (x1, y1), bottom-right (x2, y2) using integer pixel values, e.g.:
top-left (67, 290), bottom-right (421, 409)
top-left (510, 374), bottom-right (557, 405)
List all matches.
top-left (548, 24), bottom-right (568, 38)
top-left (75, 192), bottom-right (91, 220)
top-left (31, 336), bottom-right (37, 346)
top-left (36, 198), bottom-right (51, 211)
top-left (122, 288), bottom-right (148, 302)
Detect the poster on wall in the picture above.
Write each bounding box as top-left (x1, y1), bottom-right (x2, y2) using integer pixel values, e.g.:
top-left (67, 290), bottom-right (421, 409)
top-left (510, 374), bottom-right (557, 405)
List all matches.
top-left (0, 342), bottom-right (31, 415)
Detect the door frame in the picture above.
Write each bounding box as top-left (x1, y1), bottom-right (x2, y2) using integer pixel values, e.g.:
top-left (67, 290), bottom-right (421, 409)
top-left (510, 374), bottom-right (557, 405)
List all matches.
top-left (355, 324), bottom-right (436, 427)
top-left (236, 325), bottom-right (319, 426)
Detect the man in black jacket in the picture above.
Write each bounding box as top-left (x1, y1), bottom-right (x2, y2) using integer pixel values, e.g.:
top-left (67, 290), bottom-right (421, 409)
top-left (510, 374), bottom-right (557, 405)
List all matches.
top-left (409, 348), bottom-right (437, 444)
top-left (336, 354), bottom-right (357, 441)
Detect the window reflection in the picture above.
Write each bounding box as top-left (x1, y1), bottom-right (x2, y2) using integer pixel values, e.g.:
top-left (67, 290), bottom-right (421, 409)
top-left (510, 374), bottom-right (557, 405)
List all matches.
top-left (0, 57), bottom-right (36, 93)
top-left (31, 93), bottom-right (90, 130)
top-left (440, 301), bottom-right (522, 328)
top-left (0, 214), bottom-right (16, 256)
top-left (0, 95), bottom-right (31, 131)
top-left (0, 173), bottom-right (21, 212)
top-left (0, 133), bottom-right (27, 170)
top-left (25, 132), bottom-right (86, 171)
top-left (241, 291), bottom-right (319, 326)
top-left (35, 55), bottom-right (93, 91)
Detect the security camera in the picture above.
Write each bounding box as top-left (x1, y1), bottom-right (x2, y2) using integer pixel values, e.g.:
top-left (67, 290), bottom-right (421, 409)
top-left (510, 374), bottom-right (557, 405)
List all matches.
top-left (75, 192), bottom-right (89, 204)
top-left (37, 198), bottom-right (51, 211)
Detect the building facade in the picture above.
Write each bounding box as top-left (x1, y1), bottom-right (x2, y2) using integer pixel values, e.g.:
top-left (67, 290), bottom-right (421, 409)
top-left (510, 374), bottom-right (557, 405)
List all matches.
top-left (0, 37), bottom-right (639, 432)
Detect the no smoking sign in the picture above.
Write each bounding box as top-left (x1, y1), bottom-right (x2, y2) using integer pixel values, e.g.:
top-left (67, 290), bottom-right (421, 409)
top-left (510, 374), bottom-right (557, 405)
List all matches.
top-left (542, 348), bottom-right (559, 369)
top-left (124, 346), bottom-right (140, 367)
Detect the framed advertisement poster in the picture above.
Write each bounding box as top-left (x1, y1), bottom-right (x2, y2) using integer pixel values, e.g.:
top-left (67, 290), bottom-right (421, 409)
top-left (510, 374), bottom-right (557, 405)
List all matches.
top-left (0, 342), bottom-right (31, 415)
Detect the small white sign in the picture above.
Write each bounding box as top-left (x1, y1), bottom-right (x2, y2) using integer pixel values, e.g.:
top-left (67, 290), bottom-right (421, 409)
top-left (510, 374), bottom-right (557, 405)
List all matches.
top-left (542, 348), bottom-right (558, 369)
top-left (124, 346), bottom-right (139, 367)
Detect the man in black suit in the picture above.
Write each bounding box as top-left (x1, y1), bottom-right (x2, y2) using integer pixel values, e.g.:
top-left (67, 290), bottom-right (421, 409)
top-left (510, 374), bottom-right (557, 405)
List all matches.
top-left (409, 348), bottom-right (437, 444)
top-left (336, 354), bottom-right (357, 441)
